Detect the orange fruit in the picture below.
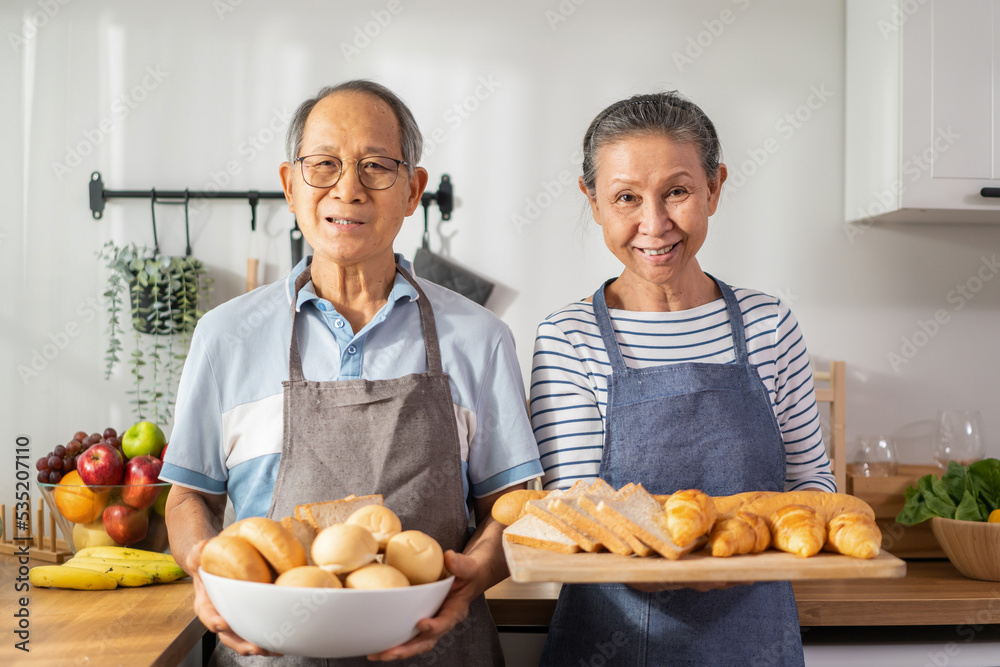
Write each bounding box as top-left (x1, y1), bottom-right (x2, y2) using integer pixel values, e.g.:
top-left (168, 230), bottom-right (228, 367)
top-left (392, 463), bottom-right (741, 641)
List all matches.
top-left (989, 509), bottom-right (1000, 524)
top-left (53, 471), bottom-right (111, 524)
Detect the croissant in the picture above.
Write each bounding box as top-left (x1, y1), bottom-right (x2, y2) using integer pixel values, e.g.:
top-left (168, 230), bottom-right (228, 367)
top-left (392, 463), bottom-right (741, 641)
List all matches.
top-left (770, 504), bottom-right (826, 558)
top-left (824, 512), bottom-right (881, 559)
top-left (665, 489), bottom-right (717, 548)
top-left (707, 510), bottom-right (770, 557)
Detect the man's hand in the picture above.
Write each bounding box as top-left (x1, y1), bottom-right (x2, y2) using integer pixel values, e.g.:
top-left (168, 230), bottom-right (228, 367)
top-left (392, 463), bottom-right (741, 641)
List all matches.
top-left (188, 539), bottom-right (282, 658)
top-left (366, 550), bottom-right (482, 661)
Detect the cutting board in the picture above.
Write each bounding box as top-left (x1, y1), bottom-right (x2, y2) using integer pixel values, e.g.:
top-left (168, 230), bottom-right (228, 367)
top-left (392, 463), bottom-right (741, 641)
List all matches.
top-left (503, 541), bottom-right (906, 584)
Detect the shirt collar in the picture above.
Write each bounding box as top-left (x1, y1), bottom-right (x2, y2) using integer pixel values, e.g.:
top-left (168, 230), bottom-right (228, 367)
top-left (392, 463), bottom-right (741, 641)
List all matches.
top-left (285, 254), bottom-right (418, 311)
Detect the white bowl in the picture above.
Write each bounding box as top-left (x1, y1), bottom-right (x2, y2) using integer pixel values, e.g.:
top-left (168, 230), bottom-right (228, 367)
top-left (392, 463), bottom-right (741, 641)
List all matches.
top-left (199, 568), bottom-right (454, 658)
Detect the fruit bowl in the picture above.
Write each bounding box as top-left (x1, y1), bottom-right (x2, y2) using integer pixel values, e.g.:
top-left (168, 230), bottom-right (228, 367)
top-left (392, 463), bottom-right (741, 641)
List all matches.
top-left (199, 569), bottom-right (454, 658)
top-left (930, 517), bottom-right (1000, 581)
top-left (38, 480), bottom-right (172, 554)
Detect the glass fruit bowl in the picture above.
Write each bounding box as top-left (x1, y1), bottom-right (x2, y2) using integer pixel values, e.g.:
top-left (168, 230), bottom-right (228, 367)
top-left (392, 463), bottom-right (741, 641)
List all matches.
top-left (38, 476), bottom-right (171, 554)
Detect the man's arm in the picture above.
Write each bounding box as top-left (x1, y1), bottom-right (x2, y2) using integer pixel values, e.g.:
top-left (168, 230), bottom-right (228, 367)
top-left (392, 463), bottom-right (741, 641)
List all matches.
top-left (368, 482), bottom-right (527, 661)
top-left (166, 485), bottom-right (277, 657)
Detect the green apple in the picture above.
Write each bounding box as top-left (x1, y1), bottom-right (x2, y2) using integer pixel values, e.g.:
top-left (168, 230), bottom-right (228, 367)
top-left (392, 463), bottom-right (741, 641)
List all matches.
top-left (122, 421), bottom-right (166, 459)
top-left (153, 484), bottom-right (171, 516)
top-left (73, 520), bottom-right (118, 550)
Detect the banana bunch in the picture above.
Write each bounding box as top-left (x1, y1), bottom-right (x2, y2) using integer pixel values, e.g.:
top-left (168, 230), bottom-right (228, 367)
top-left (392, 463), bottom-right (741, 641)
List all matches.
top-left (29, 546), bottom-right (189, 591)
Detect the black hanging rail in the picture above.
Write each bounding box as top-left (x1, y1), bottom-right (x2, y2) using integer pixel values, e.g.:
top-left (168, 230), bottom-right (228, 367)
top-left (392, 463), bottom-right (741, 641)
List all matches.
top-left (89, 171), bottom-right (286, 219)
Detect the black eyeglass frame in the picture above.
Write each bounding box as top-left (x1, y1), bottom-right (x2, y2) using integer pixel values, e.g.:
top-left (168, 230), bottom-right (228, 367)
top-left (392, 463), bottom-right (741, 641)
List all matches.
top-left (294, 154), bottom-right (409, 191)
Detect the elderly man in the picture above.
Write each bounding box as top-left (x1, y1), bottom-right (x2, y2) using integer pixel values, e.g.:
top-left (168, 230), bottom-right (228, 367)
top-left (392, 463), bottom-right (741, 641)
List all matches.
top-left (161, 80), bottom-right (541, 665)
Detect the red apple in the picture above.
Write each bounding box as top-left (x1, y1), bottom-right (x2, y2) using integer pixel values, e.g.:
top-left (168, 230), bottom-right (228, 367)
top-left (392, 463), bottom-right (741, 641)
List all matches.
top-left (102, 504), bottom-right (149, 546)
top-left (122, 455), bottom-right (163, 510)
top-left (77, 444), bottom-right (125, 486)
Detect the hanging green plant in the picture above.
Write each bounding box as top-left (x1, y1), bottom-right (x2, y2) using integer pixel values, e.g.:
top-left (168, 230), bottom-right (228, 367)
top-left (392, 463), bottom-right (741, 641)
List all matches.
top-left (98, 240), bottom-right (213, 424)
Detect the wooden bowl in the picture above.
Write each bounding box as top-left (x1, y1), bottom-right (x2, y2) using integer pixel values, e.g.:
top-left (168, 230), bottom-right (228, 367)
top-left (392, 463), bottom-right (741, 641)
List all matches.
top-left (930, 517), bottom-right (1000, 582)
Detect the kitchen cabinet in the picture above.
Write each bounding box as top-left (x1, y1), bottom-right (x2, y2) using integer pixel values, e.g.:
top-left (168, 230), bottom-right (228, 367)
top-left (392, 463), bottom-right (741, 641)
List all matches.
top-left (845, 0), bottom-right (1000, 225)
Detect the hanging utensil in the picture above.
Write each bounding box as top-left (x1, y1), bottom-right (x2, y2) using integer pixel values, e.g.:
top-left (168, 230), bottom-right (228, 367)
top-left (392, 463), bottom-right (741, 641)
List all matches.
top-left (290, 217), bottom-right (304, 267)
top-left (246, 192), bottom-right (260, 292)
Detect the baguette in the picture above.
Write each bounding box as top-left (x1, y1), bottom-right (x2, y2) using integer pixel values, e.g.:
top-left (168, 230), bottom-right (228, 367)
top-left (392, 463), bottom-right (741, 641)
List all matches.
top-left (742, 491), bottom-right (874, 524)
top-left (503, 514), bottom-right (580, 554)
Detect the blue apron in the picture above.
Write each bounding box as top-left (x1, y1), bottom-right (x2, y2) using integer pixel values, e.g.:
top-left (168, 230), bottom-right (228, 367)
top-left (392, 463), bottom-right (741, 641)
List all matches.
top-left (540, 276), bottom-right (805, 667)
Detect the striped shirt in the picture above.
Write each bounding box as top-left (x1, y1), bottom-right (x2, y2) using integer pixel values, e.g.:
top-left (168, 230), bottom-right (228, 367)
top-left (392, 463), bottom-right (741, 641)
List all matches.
top-left (529, 287), bottom-right (836, 493)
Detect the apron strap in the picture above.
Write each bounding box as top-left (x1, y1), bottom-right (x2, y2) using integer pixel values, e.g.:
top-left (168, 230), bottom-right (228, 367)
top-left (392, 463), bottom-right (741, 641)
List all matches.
top-left (287, 261), bottom-right (444, 382)
top-left (591, 274), bottom-right (750, 373)
top-left (706, 273), bottom-right (750, 366)
top-left (591, 279), bottom-right (627, 374)
top-left (395, 265), bottom-right (444, 374)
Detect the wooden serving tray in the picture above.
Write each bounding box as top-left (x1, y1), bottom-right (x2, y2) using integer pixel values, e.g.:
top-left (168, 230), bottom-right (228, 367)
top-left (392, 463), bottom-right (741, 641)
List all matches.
top-left (503, 541), bottom-right (906, 584)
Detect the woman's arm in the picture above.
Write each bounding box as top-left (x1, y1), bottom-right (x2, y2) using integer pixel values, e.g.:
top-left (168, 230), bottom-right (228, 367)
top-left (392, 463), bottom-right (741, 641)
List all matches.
top-left (530, 318), bottom-right (605, 490)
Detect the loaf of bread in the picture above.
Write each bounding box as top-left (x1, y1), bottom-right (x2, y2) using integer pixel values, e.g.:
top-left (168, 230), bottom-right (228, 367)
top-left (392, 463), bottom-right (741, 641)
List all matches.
top-left (491, 489), bottom-right (549, 526)
top-left (742, 491), bottom-right (874, 524)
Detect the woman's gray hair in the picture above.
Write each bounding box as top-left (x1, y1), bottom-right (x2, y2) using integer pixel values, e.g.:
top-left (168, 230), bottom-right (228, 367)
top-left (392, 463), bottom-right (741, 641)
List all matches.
top-left (581, 91), bottom-right (721, 192)
top-left (285, 80), bottom-right (421, 176)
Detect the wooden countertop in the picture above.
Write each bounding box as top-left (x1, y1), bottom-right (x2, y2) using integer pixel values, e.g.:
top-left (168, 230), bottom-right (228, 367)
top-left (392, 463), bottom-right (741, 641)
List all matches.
top-left (485, 560), bottom-right (1000, 627)
top-left (4, 556), bottom-right (996, 665)
top-left (0, 556), bottom-right (204, 667)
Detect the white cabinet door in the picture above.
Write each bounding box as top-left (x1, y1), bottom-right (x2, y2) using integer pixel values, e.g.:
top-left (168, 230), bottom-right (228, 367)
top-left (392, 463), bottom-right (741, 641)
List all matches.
top-left (901, 0), bottom-right (1000, 211)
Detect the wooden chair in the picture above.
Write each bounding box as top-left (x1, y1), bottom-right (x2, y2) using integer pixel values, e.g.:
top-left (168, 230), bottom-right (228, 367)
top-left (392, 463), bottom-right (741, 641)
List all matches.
top-left (813, 361), bottom-right (847, 492)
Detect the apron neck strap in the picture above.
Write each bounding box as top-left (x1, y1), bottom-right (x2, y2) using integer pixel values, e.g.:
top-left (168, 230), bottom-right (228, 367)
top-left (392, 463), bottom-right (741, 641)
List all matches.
top-left (288, 261), bottom-right (443, 381)
top-left (591, 273), bottom-right (750, 372)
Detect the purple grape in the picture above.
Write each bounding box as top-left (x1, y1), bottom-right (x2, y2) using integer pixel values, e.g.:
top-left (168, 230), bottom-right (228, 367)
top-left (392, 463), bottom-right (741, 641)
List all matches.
top-left (62, 456), bottom-right (75, 471)
top-left (66, 440), bottom-right (82, 455)
top-left (37, 471), bottom-right (49, 483)
top-left (47, 470), bottom-right (62, 483)
top-left (53, 445), bottom-right (66, 458)
top-left (48, 455), bottom-right (62, 469)
top-left (103, 428), bottom-right (117, 439)
top-left (36, 457), bottom-right (49, 471)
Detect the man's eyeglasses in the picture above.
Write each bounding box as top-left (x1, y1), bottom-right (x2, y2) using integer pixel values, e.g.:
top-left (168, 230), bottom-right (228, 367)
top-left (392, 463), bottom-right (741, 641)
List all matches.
top-left (295, 154), bottom-right (408, 191)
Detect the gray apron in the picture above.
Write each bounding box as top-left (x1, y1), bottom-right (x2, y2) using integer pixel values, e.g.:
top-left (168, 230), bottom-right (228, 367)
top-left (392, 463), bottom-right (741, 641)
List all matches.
top-left (211, 263), bottom-right (503, 667)
top-left (541, 276), bottom-right (805, 667)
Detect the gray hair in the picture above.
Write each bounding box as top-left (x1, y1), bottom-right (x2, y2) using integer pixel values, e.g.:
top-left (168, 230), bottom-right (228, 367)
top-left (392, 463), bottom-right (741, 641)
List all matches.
top-left (581, 91), bottom-right (721, 192)
top-left (285, 80), bottom-right (421, 176)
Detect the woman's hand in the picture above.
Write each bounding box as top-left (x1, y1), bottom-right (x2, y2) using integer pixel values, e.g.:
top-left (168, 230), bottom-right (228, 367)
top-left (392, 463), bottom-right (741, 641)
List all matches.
top-left (188, 539), bottom-right (282, 658)
top-left (366, 550), bottom-right (482, 661)
top-left (628, 580), bottom-right (753, 593)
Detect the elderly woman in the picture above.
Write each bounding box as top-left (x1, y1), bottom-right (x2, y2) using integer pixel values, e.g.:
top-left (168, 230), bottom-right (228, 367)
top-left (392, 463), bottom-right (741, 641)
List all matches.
top-left (530, 92), bottom-right (835, 666)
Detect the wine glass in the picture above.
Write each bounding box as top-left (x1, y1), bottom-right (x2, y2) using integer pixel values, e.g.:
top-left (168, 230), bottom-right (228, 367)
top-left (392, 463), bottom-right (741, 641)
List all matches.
top-left (848, 435), bottom-right (898, 477)
top-left (933, 410), bottom-right (985, 470)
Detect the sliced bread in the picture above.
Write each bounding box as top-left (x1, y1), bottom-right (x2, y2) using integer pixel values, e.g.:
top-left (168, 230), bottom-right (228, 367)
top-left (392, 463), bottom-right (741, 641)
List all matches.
top-left (525, 499), bottom-right (602, 552)
top-left (547, 497), bottom-right (633, 556)
top-left (280, 516), bottom-right (318, 566)
top-left (594, 485), bottom-right (695, 560)
top-left (297, 494), bottom-right (384, 532)
top-left (577, 494), bottom-right (655, 557)
top-left (503, 514), bottom-right (580, 554)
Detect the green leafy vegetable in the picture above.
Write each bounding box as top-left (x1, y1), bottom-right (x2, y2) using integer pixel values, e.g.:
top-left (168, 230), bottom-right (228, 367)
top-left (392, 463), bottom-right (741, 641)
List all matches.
top-left (896, 458), bottom-right (1000, 525)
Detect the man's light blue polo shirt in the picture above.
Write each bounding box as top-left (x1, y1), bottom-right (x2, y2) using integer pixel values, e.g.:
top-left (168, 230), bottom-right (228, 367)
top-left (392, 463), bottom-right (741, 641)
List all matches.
top-left (159, 255), bottom-right (542, 520)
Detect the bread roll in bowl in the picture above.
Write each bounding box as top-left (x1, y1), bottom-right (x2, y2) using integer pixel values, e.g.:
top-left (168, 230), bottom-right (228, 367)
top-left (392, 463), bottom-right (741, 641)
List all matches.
top-left (201, 535), bottom-right (273, 583)
top-left (312, 523), bottom-right (379, 574)
top-left (344, 563), bottom-right (410, 589)
top-left (275, 565), bottom-right (343, 588)
top-left (385, 530), bottom-right (444, 585)
top-left (225, 517), bottom-right (307, 574)
top-left (345, 505), bottom-right (402, 549)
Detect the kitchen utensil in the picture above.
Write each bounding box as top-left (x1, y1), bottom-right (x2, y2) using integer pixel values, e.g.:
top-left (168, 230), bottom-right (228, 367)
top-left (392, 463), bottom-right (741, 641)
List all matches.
top-left (848, 435), bottom-right (898, 477)
top-left (933, 410), bottom-right (985, 470)
top-left (200, 569), bottom-right (454, 658)
top-left (246, 193), bottom-right (259, 292)
top-left (930, 517), bottom-right (1000, 582)
top-left (290, 217), bottom-right (304, 267)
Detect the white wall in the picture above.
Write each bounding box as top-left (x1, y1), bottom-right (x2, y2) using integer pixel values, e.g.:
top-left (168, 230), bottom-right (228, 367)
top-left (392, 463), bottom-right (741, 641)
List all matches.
top-left (3, 0), bottom-right (1000, 514)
